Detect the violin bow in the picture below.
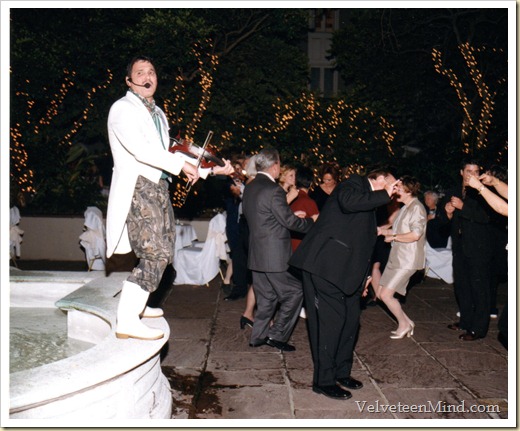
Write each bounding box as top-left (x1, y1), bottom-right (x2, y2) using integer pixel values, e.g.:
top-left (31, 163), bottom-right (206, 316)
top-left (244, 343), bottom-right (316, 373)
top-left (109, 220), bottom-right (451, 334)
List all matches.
top-left (181, 130), bottom-right (214, 204)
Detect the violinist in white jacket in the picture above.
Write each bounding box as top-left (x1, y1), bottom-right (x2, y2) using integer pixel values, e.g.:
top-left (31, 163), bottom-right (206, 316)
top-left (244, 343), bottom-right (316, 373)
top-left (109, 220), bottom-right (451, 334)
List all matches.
top-left (107, 56), bottom-right (233, 340)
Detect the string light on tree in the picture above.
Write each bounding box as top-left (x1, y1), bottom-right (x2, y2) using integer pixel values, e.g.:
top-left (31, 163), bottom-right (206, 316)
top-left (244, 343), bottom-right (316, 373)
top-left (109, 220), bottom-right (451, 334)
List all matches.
top-left (33, 69), bottom-right (75, 135)
top-left (162, 41), bottom-right (396, 208)
top-left (165, 40), bottom-right (222, 208)
top-left (221, 91), bottom-right (396, 172)
top-left (60, 70), bottom-right (113, 146)
top-left (10, 68), bottom-right (113, 203)
top-left (10, 124), bottom-right (35, 195)
top-left (432, 43), bottom-right (505, 155)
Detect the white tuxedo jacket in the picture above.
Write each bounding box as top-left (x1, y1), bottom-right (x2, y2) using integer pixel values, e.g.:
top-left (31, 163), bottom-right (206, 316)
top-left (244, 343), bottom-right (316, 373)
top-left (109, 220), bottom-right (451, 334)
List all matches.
top-left (106, 91), bottom-right (207, 257)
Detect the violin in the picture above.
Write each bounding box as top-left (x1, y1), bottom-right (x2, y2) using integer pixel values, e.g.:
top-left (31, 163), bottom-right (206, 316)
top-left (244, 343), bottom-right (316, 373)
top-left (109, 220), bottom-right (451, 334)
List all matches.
top-left (170, 130), bottom-right (224, 206)
top-left (169, 133), bottom-right (225, 168)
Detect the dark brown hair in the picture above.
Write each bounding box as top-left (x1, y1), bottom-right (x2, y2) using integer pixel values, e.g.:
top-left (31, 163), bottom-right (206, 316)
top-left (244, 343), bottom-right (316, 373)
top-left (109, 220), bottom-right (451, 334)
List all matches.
top-left (367, 168), bottom-right (393, 180)
top-left (318, 162), bottom-right (341, 184)
top-left (126, 55), bottom-right (155, 78)
top-left (400, 175), bottom-right (421, 197)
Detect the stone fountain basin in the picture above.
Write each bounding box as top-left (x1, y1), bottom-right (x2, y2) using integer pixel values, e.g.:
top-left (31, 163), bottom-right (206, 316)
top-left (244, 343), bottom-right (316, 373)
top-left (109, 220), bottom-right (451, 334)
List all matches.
top-left (9, 270), bottom-right (171, 421)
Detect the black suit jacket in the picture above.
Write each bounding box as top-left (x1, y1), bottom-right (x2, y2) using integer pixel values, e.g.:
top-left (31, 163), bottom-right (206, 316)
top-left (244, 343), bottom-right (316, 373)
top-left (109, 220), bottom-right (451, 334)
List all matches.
top-left (242, 173), bottom-right (313, 273)
top-left (289, 174), bottom-right (390, 294)
top-left (437, 186), bottom-right (493, 262)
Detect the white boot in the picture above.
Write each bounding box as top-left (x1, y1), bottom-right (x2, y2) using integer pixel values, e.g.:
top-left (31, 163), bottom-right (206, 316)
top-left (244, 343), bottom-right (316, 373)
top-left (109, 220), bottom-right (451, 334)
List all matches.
top-left (115, 281), bottom-right (164, 340)
top-left (141, 306), bottom-right (164, 318)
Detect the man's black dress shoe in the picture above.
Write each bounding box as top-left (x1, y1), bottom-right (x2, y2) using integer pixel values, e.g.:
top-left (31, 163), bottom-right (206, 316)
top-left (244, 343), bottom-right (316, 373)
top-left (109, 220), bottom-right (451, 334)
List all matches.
top-left (459, 332), bottom-right (482, 341)
top-left (447, 322), bottom-right (464, 331)
top-left (265, 337), bottom-right (296, 352)
top-left (336, 376), bottom-right (363, 390)
top-left (224, 293), bottom-right (245, 301)
top-left (249, 339), bottom-right (266, 347)
top-left (312, 384), bottom-right (352, 400)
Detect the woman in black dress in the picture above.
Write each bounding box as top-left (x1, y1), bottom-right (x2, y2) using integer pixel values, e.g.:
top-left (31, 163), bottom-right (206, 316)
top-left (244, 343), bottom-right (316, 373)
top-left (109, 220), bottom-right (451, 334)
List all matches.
top-left (309, 162), bottom-right (341, 211)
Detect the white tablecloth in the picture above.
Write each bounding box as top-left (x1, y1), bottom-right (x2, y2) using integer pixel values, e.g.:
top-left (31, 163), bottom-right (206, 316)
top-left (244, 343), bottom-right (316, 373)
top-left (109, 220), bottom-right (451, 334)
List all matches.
top-left (175, 223), bottom-right (197, 251)
top-left (173, 213), bottom-right (227, 285)
top-left (425, 240), bottom-right (453, 284)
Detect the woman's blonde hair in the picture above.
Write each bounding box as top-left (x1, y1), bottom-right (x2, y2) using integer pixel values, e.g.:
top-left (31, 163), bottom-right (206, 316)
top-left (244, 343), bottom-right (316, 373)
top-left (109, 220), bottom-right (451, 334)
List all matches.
top-left (279, 164), bottom-right (296, 185)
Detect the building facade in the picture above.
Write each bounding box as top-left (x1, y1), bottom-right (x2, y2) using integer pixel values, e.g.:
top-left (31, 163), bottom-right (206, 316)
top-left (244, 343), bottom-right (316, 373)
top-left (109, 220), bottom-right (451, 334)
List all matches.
top-left (306, 9), bottom-right (347, 98)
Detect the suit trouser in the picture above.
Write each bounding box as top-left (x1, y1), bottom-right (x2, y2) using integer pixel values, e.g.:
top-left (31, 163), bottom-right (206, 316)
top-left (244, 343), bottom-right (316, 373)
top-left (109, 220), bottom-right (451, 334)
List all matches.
top-left (452, 251), bottom-right (491, 337)
top-left (489, 228), bottom-right (508, 312)
top-left (250, 270), bottom-right (303, 344)
top-left (302, 271), bottom-right (361, 386)
top-left (229, 216), bottom-right (251, 297)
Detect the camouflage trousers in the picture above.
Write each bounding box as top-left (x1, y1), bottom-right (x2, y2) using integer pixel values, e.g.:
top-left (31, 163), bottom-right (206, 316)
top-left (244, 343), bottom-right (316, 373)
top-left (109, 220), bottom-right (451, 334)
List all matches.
top-left (126, 175), bottom-right (176, 293)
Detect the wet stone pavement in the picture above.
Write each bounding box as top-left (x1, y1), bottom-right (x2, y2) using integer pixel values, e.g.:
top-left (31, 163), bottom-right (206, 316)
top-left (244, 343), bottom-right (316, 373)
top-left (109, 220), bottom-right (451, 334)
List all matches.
top-left (158, 274), bottom-right (510, 424)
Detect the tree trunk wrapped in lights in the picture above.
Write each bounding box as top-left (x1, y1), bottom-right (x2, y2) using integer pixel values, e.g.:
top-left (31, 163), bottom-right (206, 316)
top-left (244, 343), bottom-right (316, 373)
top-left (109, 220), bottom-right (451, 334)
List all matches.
top-left (432, 43), bottom-right (505, 155)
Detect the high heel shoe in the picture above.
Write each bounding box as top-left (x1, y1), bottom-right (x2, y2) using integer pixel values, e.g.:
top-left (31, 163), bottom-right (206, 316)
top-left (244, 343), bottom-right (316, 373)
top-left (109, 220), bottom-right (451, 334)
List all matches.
top-left (390, 324), bottom-right (414, 339)
top-left (240, 316), bottom-right (254, 330)
top-left (391, 321), bottom-right (415, 335)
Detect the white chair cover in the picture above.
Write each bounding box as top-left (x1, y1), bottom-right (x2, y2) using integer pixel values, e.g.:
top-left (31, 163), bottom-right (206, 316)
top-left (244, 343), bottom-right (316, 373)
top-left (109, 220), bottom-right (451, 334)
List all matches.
top-left (175, 223), bottom-right (198, 251)
top-left (79, 206), bottom-right (106, 271)
top-left (10, 206), bottom-right (24, 258)
top-left (424, 237), bottom-right (453, 284)
top-left (174, 213), bottom-right (229, 285)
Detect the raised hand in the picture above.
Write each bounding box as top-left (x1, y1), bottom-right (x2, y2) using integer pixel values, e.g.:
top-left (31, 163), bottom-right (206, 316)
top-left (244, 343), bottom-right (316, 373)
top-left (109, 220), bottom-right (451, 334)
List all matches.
top-left (479, 172), bottom-right (498, 187)
top-left (467, 175), bottom-right (483, 190)
top-left (450, 196), bottom-right (464, 210)
top-left (384, 178), bottom-right (401, 197)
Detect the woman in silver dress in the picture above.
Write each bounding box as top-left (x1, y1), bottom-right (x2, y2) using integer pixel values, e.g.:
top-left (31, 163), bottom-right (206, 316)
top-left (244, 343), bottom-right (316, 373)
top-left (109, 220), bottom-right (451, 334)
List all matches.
top-left (377, 176), bottom-right (427, 339)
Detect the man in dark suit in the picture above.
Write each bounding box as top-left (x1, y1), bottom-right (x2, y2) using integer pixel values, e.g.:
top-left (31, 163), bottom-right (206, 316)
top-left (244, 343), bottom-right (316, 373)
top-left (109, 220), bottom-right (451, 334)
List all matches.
top-left (440, 159), bottom-right (494, 341)
top-left (289, 168), bottom-right (398, 399)
top-left (242, 148), bottom-right (316, 352)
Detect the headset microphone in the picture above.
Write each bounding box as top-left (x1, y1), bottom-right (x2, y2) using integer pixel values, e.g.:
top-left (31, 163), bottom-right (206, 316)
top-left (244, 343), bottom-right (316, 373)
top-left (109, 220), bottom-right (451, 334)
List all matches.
top-left (127, 78), bottom-right (151, 89)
